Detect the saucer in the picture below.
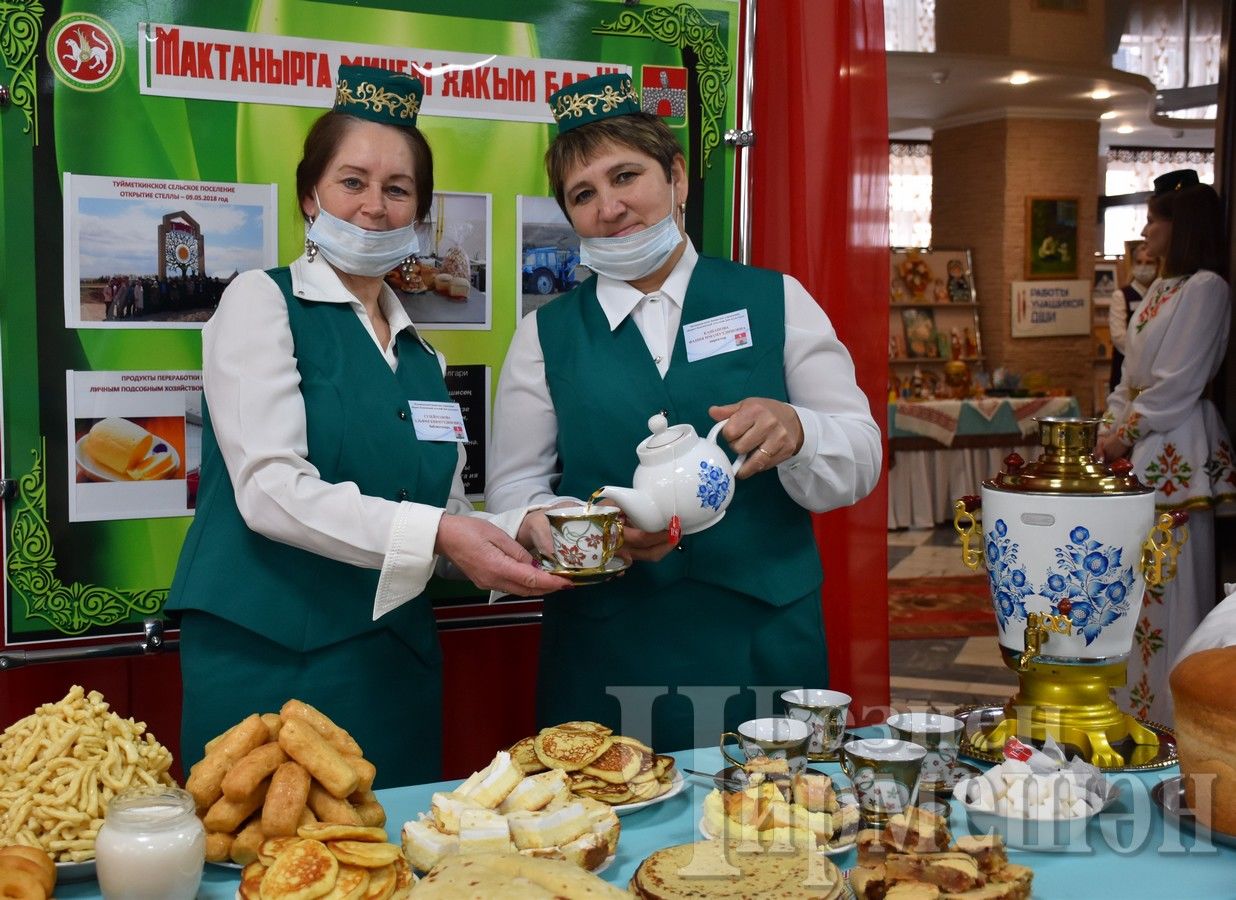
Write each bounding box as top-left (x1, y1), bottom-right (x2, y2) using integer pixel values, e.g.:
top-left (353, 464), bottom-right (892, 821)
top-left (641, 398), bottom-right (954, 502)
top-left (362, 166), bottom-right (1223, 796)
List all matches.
top-left (918, 761), bottom-right (983, 795)
top-left (537, 556), bottom-right (629, 584)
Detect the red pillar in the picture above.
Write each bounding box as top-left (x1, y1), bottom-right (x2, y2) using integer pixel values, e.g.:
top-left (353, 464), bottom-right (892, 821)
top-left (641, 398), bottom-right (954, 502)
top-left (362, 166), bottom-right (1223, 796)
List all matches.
top-left (748, 0), bottom-right (891, 721)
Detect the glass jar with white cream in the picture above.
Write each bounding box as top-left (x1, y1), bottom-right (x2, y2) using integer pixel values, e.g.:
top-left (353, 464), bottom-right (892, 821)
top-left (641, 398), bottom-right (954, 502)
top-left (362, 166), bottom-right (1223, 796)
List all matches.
top-left (95, 786), bottom-right (205, 900)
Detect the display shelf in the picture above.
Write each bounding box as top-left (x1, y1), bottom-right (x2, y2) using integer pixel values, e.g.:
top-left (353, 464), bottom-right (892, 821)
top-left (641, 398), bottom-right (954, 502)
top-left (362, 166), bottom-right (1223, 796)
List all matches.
top-left (890, 356), bottom-right (985, 365)
top-left (890, 301), bottom-right (979, 308)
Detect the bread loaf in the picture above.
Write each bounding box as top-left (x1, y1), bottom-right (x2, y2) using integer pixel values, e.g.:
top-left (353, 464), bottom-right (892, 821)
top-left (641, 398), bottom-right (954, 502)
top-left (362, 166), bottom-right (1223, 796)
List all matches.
top-left (1170, 646), bottom-right (1236, 833)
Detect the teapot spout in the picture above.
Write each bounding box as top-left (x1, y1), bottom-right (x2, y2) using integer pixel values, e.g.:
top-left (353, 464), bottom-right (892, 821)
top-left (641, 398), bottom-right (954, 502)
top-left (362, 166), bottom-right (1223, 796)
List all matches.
top-left (597, 486), bottom-right (668, 532)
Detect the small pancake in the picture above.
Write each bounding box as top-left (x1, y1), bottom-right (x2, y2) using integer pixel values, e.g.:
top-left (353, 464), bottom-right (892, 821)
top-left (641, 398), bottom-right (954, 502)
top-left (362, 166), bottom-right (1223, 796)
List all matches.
top-left (259, 838), bottom-right (339, 900)
top-left (298, 823), bottom-right (389, 843)
top-left (509, 736), bottom-right (548, 775)
top-left (609, 734), bottom-right (653, 755)
top-left (652, 754), bottom-right (676, 779)
top-left (390, 857), bottom-right (416, 899)
top-left (238, 864), bottom-right (266, 900)
top-left (555, 721), bottom-right (613, 736)
top-left (362, 863), bottom-right (397, 900)
top-left (533, 728), bottom-right (612, 772)
top-left (260, 836), bottom-right (303, 866)
top-left (567, 772), bottom-right (609, 791)
top-left (573, 782), bottom-right (634, 805)
top-left (581, 741), bottom-right (642, 784)
top-left (323, 863), bottom-right (370, 900)
top-left (328, 840), bottom-right (402, 868)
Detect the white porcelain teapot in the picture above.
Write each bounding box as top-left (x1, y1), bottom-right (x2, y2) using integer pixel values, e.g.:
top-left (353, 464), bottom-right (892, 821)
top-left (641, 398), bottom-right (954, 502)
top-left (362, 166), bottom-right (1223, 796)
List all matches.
top-left (599, 413), bottom-right (746, 536)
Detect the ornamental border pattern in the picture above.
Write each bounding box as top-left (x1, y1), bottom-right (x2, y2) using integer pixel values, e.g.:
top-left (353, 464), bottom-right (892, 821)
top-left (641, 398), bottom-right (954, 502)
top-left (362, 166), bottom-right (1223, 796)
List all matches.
top-left (594, 3), bottom-right (731, 176)
top-left (6, 441), bottom-right (166, 636)
top-left (0, 0), bottom-right (44, 142)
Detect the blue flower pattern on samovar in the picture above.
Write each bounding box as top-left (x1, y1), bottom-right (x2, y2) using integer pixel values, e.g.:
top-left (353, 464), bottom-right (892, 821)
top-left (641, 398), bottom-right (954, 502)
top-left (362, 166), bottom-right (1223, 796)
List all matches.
top-left (696, 461), bottom-right (730, 511)
top-left (984, 519), bottom-right (1034, 629)
top-left (1039, 525), bottom-right (1136, 645)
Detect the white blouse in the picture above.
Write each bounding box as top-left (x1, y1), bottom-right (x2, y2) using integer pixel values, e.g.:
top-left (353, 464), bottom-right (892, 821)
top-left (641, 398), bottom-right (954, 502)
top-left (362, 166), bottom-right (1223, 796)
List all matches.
top-left (486, 241), bottom-right (882, 514)
top-left (202, 255), bottom-right (530, 620)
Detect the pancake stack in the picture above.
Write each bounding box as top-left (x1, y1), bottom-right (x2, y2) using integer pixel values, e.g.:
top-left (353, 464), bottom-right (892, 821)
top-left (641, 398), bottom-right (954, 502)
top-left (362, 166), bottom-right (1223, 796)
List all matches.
top-left (236, 823), bottom-right (412, 900)
top-left (630, 839), bottom-right (846, 899)
top-left (509, 721), bottom-right (678, 806)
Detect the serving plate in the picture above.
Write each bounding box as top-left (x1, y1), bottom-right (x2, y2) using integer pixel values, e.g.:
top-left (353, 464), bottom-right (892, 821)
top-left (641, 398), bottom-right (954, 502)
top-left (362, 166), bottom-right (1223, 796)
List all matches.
top-left (55, 859), bottom-right (97, 883)
top-left (75, 434), bottom-right (180, 482)
top-left (1152, 774), bottom-right (1236, 849)
top-left (612, 769), bottom-right (684, 816)
top-left (953, 704), bottom-right (1178, 771)
top-left (953, 774), bottom-right (1120, 852)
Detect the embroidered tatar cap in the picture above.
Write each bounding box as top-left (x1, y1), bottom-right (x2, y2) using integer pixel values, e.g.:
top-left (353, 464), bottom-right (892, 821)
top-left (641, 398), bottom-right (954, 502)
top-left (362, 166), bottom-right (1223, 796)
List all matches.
top-left (1152, 169), bottom-right (1200, 195)
top-left (333, 64), bottom-right (423, 127)
top-left (548, 73), bottom-right (641, 134)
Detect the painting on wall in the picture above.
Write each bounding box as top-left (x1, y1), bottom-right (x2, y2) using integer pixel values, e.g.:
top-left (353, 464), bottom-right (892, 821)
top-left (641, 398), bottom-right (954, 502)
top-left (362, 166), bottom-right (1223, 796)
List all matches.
top-left (1025, 196), bottom-right (1079, 280)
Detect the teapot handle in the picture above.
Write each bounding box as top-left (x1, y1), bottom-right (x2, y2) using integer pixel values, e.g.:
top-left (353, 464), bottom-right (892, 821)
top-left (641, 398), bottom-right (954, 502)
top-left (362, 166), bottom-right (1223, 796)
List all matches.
top-left (706, 418), bottom-right (748, 473)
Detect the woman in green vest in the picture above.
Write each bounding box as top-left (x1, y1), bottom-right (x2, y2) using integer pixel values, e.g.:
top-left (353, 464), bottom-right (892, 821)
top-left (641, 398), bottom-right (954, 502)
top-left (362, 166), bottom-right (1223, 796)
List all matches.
top-left (487, 74), bottom-right (881, 753)
top-left (169, 66), bottom-right (570, 788)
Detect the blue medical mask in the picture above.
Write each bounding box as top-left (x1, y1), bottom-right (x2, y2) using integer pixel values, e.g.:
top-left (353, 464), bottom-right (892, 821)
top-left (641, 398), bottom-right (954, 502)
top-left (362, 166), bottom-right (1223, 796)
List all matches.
top-left (577, 185), bottom-right (684, 282)
top-left (306, 192), bottom-right (419, 277)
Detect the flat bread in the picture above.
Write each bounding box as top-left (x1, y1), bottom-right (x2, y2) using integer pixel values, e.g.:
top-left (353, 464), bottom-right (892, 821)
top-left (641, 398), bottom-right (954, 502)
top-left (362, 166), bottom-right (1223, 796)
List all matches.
top-left (631, 840), bottom-right (844, 899)
top-left (414, 853), bottom-right (627, 899)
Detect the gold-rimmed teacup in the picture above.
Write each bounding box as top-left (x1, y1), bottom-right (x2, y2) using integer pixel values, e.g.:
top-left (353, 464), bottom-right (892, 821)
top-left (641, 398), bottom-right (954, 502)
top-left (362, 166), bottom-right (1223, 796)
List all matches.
top-left (839, 738), bottom-right (927, 826)
top-left (545, 506), bottom-right (623, 571)
top-left (886, 712), bottom-right (965, 792)
top-left (719, 717), bottom-right (811, 773)
top-left (781, 689), bottom-right (851, 761)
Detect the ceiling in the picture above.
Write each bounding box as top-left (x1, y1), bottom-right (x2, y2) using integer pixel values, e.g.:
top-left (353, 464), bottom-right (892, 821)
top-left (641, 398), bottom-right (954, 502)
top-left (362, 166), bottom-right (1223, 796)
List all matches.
top-left (887, 51), bottom-right (1216, 151)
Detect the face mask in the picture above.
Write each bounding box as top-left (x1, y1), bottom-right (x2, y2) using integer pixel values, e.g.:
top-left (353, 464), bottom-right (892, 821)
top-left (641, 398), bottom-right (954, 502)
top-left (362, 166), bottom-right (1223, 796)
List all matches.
top-left (1132, 265), bottom-right (1157, 284)
top-left (577, 185), bottom-right (684, 282)
top-left (306, 192), bottom-right (419, 277)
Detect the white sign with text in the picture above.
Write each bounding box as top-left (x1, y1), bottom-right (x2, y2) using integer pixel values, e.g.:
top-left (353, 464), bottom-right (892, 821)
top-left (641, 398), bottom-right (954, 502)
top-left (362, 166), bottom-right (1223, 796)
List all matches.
top-left (1011, 280), bottom-right (1090, 337)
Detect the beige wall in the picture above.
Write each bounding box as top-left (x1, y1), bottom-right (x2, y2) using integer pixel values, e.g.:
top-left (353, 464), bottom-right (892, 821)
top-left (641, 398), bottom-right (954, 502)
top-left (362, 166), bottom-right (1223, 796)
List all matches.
top-left (933, 116), bottom-right (1100, 411)
top-left (937, 0), bottom-right (1108, 69)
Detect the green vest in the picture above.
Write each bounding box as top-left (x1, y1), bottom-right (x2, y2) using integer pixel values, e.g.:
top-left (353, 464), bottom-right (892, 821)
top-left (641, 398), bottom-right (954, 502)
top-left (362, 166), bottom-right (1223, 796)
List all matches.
top-left (168, 269), bottom-right (457, 654)
top-left (536, 255), bottom-right (822, 607)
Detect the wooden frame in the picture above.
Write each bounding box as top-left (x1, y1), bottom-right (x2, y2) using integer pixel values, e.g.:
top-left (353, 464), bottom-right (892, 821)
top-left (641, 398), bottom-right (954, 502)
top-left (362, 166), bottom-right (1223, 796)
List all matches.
top-left (1025, 196), bottom-right (1080, 279)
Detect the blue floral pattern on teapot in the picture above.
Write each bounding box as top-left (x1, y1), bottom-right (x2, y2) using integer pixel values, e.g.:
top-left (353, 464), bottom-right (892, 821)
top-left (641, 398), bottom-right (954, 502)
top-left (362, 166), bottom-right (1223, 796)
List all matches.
top-left (696, 461), bottom-right (731, 512)
top-left (1039, 525), bottom-right (1135, 645)
top-left (984, 519), bottom-right (1034, 630)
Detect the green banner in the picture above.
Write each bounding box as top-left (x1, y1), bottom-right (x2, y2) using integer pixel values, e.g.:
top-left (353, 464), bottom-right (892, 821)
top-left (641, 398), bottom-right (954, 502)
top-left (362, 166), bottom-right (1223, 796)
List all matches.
top-left (0, 0), bottom-right (739, 644)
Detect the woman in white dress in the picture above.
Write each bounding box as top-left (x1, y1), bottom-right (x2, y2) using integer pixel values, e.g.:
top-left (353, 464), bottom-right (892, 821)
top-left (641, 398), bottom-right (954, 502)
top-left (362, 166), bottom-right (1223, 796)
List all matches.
top-left (1096, 170), bottom-right (1236, 725)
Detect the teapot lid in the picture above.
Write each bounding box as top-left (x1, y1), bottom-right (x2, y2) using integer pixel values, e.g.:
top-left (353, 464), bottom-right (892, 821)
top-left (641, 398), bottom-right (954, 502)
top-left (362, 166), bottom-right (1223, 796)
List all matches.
top-left (643, 412), bottom-right (694, 450)
top-left (985, 417), bottom-right (1152, 495)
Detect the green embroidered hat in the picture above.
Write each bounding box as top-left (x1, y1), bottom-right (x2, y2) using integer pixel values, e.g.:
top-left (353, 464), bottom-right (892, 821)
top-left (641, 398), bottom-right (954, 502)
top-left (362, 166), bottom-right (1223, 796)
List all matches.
top-left (333, 64), bottom-right (423, 127)
top-left (548, 73), bottom-right (640, 134)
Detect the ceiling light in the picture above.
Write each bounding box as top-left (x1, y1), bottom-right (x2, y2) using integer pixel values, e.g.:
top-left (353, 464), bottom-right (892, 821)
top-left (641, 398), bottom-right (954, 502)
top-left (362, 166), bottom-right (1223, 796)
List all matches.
top-left (1116, 124), bottom-right (1135, 134)
top-left (1009, 71), bottom-right (1032, 85)
top-left (1090, 88), bottom-right (1112, 101)
top-left (1100, 111), bottom-right (1119, 120)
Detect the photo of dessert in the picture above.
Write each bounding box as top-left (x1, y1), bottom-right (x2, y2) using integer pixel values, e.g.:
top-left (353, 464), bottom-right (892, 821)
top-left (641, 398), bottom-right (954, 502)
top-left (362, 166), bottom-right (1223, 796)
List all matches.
top-left (74, 415), bottom-right (185, 483)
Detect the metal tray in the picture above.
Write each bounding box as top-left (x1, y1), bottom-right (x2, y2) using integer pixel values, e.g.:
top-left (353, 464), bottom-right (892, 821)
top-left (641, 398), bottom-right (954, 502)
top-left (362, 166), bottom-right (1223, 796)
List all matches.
top-left (953, 703), bottom-right (1178, 771)
top-left (1152, 775), bottom-right (1236, 848)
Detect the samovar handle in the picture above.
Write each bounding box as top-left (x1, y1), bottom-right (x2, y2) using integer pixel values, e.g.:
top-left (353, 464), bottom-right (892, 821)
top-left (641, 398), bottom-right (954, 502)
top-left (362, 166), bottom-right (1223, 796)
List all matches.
top-left (953, 496), bottom-right (983, 571)
top-left (1141, 509), bottom-right (1189, 588)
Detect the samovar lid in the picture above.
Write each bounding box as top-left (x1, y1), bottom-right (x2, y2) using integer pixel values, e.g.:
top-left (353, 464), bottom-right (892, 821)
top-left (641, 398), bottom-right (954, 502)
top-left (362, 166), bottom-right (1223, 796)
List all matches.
top-left (984, 417), bottom-right (1152, 495)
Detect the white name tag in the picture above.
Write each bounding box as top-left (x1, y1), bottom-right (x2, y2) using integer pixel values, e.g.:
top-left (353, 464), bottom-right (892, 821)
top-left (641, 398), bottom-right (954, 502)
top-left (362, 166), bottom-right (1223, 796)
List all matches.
top-left (683, 309), bottom-right (753, 362)
top-left (409, 401), bottom-right (468, 442)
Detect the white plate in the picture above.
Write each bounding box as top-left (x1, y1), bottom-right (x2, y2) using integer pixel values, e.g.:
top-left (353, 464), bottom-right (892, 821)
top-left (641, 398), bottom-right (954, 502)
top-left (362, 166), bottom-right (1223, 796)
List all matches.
top-left (699, 813), bottom-right (858, 856)
top-left (612, 769), bottom-right (685, 816)
top-left (209, 859), bottom-right (243, 869)
top-left (953, 775), bottom-right (1120, 852)
top-left (56, 859), bottom-right (97, 883)
top-left (76, 433), bottom-right (180, 482)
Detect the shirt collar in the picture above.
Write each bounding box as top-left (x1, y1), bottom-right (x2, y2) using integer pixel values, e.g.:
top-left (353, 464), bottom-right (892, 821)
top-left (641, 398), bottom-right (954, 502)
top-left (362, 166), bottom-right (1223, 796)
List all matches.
top-left (290, 253), bottom-right (435, 354)
top-left (594, 238), bottom-right (698, 331)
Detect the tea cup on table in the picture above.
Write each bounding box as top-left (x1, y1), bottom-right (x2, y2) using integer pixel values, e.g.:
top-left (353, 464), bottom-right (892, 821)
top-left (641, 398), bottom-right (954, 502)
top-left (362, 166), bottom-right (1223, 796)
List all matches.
top-left (719, 716), bottom-right (811, 774)
top-left (781, 688), bottom-right (851, 761)
top-left (544, 505), bottom-right (623, 571)
top-left (886, 712), bottom-right (965, 790)
top-left (839, 738), bottom-right (927, 826)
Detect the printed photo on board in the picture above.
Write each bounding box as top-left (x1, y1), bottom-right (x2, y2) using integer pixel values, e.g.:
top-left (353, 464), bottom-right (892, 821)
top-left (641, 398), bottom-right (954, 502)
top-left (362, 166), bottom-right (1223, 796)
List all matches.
top-left (516, 195), bottom-right (588, 319)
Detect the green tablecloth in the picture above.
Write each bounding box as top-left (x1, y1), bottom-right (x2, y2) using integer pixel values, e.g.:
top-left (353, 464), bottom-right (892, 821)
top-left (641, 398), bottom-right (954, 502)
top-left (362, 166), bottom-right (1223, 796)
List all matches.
top-left (58, 744), bottom-right (1233, 899)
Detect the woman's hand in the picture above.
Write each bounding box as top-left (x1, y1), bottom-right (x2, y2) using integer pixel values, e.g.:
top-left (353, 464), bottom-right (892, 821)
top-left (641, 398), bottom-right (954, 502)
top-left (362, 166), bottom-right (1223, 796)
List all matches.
top-left (618, 523), bottom-right (675, 563)
top-left (709, 398), bottom-right (804, 479)
top-left (1094, 433), bottom-right (1132, 463)
top-left (516, 500), bottom-right (581, 560)
top-left (518, 501), bottom-right (675, 564)
top-left (436, 513), bottom-right (572, 596)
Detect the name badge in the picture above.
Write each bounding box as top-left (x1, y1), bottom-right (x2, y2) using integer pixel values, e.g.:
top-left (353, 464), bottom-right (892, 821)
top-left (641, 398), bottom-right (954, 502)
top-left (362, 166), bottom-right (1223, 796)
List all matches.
top-left (683, 309), bottom-right (753, 362)
top-left (409, 401), bottom-right (468, 442)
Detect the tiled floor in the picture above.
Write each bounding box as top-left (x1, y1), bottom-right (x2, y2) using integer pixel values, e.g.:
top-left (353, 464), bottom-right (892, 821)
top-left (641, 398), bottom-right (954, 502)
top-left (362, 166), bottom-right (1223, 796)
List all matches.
top-left (887, 526), bottom-right (1018, 717)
